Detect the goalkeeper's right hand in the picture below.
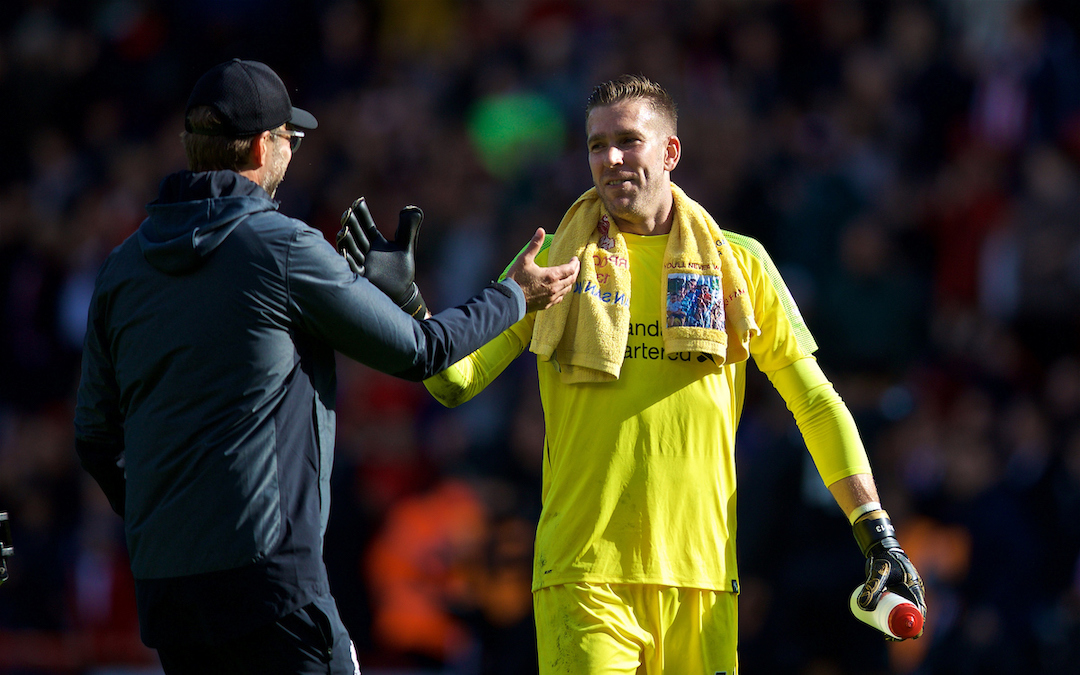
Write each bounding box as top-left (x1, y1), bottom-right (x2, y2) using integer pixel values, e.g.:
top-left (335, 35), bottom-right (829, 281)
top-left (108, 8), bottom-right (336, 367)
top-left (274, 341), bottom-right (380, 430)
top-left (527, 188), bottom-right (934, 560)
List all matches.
top-left (337, 197), bottom-right (429, 318)
top-left (852, 508), bottom-right (927, 639)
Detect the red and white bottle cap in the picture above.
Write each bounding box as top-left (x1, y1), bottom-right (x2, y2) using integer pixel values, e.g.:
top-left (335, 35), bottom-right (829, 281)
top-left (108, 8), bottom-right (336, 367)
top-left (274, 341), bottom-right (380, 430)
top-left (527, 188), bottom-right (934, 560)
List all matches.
top-left (887, 597), bottom-right (923, 638)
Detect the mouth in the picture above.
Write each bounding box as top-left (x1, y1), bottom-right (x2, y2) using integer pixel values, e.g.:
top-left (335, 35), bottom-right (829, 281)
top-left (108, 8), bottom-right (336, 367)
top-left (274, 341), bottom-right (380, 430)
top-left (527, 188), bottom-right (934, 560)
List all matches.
top-left (604, 176), bottom-right (635, 189)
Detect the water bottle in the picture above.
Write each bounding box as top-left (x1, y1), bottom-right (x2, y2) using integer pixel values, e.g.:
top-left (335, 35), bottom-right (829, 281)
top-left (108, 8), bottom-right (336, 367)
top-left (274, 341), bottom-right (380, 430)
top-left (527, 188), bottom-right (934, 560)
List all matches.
top-left (849, 587), bottom-right (923, 639)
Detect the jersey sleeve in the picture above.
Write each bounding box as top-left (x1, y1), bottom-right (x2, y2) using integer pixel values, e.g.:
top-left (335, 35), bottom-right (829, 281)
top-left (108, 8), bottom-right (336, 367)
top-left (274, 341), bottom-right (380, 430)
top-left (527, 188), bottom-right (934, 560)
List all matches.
top-left (766, 356), bottom-right (873, 485)
top-left (727, 231), bottom-right (817, 371)
top-left (726, 232), bottom-right (871, 485)
top-left (423, 314), bottom-right (534, 407)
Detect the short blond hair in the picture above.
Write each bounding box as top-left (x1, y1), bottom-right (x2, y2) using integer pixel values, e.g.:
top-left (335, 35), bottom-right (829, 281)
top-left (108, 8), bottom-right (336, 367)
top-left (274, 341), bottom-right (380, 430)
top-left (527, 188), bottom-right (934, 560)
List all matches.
top-left (586, 75), bottom-right (678, 133)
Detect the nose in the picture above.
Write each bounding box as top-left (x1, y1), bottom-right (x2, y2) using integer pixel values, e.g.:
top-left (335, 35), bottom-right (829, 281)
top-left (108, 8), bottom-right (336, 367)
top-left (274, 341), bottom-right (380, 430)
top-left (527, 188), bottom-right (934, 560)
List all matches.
top-left (603, 146), bottom-right (623, 167)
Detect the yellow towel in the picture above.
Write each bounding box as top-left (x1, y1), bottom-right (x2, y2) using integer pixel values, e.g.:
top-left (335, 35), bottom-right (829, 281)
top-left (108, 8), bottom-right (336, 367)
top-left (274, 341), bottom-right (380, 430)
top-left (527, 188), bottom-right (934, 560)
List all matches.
top-left (531, 184), bottom-right (759, 383)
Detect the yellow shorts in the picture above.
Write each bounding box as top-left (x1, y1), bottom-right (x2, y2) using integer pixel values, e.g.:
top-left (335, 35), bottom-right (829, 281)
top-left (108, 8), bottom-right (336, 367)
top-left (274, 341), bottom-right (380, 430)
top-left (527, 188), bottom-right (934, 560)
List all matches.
top-left (533, 582), bottom-right (738, 675)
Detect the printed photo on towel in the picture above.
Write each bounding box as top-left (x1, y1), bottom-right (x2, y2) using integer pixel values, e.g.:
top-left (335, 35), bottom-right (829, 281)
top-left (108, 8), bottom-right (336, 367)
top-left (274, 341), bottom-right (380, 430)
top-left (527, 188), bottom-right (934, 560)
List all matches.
top-left (667, 273), bottom-right (725, 330)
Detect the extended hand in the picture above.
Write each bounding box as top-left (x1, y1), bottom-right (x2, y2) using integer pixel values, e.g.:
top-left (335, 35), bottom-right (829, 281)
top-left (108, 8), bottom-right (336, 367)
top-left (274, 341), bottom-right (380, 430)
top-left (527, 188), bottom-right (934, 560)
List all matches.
top-left (852, 510), bottom-right (927, 639)
top-left (338, 197), bottom-right (429, 318)
top-left (505, 228), bottom-right (580, 313)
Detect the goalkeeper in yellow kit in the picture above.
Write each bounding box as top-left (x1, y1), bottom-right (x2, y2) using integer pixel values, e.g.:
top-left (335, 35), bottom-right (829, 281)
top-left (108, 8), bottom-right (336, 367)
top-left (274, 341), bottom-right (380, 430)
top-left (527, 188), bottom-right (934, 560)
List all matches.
top-left (339, 75), bottom-right (926, 674)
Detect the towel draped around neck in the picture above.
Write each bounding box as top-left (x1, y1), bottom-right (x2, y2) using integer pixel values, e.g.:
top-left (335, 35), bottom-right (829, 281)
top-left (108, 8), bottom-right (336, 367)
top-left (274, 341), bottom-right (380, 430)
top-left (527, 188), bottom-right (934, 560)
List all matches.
top-left (530, 183), bottom-right (760, 383)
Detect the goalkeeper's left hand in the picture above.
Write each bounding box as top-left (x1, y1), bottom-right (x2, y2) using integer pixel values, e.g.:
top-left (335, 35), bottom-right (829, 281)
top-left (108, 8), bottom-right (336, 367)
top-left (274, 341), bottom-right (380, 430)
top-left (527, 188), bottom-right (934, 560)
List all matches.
top-left (337, 197), bottom-right (429, 318)
top-left (852, 508), bottom-right (927, 639)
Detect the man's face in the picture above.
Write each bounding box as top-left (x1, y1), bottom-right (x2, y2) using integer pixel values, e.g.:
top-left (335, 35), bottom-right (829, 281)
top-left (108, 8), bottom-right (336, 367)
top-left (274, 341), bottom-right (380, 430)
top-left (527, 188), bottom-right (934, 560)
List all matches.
top-left (586, 98), bottom-right (679, 231)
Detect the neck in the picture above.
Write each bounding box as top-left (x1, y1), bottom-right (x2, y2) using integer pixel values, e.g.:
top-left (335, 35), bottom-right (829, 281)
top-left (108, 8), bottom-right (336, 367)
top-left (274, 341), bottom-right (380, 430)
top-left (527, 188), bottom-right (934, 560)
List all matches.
top-left (614, 201), bottom-right (674, 236)
top-left (237, 166), bottom-right (275, 198)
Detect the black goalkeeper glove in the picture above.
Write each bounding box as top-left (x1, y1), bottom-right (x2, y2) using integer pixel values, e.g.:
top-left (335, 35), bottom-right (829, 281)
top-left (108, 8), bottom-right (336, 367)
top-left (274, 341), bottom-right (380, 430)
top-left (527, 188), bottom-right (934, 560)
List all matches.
top-left (0, 511), bottom-right (12, 586)
top-left (852, 509), bottom-right (927, 638)
top-left (337, 197), bottom-right (429, 318)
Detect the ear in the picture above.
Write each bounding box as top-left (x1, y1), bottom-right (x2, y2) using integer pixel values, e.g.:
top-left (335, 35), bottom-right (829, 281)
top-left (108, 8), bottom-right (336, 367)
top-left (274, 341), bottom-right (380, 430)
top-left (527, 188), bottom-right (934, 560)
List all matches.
top-left (246, 131), bottom-right (271, 170)
top-left (664, 135), bottom-right (681, 171)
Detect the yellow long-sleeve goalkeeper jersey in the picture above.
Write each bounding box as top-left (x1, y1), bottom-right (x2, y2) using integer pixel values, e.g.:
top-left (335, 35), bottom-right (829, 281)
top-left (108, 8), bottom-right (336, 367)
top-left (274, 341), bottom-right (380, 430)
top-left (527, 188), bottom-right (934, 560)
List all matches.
top-left (425, 231), bottom-right (872, 593)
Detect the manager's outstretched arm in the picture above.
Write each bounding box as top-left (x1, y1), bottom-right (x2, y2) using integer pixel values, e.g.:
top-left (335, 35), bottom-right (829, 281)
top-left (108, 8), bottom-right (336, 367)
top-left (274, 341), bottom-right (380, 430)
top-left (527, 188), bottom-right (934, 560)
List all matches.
top-left (338, 199), bottom-right (579, 315)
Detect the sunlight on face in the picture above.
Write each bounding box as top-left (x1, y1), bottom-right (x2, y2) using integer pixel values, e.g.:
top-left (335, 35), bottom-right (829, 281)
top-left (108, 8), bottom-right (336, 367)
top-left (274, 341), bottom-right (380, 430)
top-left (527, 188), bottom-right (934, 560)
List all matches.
top-left (586, 98), bottom-right (679, 234)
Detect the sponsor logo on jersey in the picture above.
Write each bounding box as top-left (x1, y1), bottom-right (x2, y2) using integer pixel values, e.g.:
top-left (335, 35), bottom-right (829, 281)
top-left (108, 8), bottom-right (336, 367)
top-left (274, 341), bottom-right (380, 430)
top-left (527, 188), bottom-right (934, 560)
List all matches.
top-left (623, 321), bottom-right (721, 363)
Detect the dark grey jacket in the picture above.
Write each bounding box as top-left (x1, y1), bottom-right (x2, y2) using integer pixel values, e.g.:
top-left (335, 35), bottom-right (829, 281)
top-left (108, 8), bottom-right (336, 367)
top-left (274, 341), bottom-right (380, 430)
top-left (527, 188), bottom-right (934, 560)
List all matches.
top-left (74, 170), bottom-right (524, 645)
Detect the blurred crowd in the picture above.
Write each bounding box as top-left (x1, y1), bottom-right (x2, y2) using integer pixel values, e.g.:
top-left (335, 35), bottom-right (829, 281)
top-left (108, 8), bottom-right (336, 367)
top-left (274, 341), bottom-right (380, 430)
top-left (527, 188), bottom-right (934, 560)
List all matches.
top-left (3, 0), bottom-right (1080, 673)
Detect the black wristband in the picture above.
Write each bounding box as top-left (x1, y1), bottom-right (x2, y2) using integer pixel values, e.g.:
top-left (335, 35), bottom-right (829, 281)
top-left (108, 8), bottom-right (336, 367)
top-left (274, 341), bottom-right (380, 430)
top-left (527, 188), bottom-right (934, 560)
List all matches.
top-left (852, 512), bottom-right (897, 556)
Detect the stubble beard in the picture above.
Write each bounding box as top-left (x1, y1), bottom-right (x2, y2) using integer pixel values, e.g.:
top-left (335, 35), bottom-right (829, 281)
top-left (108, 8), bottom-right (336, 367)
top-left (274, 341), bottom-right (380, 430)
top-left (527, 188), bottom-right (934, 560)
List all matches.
top-left (261, 144), bottom-right (289, 198)
top-left (598, 177), bottom-right (661, 229)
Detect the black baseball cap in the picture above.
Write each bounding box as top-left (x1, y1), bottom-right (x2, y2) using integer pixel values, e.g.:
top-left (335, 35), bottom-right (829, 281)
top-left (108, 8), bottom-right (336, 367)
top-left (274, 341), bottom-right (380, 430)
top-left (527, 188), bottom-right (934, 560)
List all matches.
top-left (184, 58), bottom-right (318, 136)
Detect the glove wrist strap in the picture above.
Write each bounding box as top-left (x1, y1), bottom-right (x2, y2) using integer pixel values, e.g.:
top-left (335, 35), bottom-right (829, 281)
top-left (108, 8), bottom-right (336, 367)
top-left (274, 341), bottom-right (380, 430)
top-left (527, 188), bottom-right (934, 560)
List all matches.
top-left (399, 284), bottom-right (428, 318)
top-left (852, 510), bottom-right (896, 556)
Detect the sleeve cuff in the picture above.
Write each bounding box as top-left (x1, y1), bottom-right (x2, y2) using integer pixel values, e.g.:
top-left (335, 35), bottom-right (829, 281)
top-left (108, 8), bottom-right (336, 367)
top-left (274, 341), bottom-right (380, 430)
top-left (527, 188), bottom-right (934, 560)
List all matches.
top-left (492, 279), bottom-right (526, 320)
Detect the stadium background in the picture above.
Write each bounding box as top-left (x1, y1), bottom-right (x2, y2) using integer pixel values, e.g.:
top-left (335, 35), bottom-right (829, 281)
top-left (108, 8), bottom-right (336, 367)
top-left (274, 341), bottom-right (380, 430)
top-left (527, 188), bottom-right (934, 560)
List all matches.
top-left (2, 0), bottom-right (1080, 673)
